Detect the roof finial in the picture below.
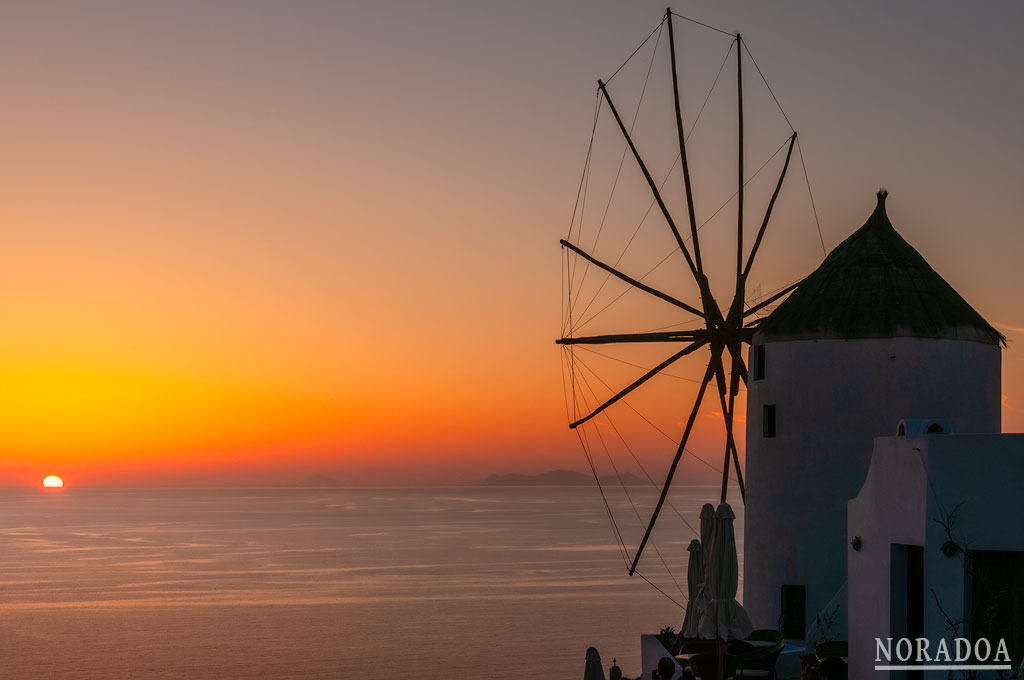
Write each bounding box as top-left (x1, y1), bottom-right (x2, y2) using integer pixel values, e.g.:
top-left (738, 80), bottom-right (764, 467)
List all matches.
top-left (875, 188), bottom-right (888, 214)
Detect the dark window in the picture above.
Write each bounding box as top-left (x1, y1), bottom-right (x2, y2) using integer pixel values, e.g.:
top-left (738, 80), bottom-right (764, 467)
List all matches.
top-left (969, 550), bottom-right (1024, 665)
top-left (780, 585), bottom-right (806, 639)
top-left (763, 404), bottom-right (776, 438)
top-left (926, 423), bottom-right (945, 434)
top-left (754, 345), bottom-right (766, 380)
top-left (898, 423), bottom-right (906, 436)
top-left (891, 544), bottom-right (925, 680)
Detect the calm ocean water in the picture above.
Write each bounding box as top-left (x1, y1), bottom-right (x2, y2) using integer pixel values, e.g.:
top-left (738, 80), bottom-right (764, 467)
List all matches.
top-left (0, 486), bottom-right (743, 679)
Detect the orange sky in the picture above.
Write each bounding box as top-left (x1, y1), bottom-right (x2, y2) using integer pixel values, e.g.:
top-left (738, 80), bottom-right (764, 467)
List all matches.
top-left (1, 1), bottom-right (1023, 486)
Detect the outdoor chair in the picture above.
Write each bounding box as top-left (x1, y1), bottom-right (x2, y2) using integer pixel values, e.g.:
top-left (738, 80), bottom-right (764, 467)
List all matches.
top-left (735, 641), bottom-right (784, 679)
top-left (814, 641), bottom-right (848, 661)
top-left (745, 629), bottom-right (783, 644)
top-left (726, 639), bottom-right (756, 655)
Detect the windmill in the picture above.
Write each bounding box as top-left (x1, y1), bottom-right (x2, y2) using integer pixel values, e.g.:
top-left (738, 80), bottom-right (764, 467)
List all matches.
top-left (557, 8), bottom-right (819, 577)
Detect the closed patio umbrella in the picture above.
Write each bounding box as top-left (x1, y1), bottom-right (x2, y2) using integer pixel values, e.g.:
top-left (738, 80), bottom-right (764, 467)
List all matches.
top-left (699, 503), bottom-right (715, 553)
top-left (681, 538), bottom-right (704, 639)
top-left (696, 502), bottom-right (753, 642)
top-left (683, 503), bottom-right (716, 643)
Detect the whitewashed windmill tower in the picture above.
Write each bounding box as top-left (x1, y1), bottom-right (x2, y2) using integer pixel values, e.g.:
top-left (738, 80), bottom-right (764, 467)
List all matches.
top-left (743, 190), bottom-right (1005, 637)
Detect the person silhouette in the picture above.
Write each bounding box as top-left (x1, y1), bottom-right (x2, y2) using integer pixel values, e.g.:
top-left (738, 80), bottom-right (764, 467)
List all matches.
top-left (654, 656), bottom-right (677, 680)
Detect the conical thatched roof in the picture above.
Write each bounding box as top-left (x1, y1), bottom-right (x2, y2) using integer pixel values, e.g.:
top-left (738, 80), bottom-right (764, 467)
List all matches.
top-left (756, 191), bottom-right (1004, 346)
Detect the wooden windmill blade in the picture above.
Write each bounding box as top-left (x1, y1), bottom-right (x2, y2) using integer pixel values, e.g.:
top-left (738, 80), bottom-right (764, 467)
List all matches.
top-left (559, 239), bottom-right (705, 317)
top-left (564, 339), bottom-right (709, 430)
top-left (560, 8), bottom-right (805, 577)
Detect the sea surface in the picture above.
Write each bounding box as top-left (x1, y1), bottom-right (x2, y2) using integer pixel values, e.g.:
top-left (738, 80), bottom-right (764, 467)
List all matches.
top-left (0, 486), bottom-right (743, 679)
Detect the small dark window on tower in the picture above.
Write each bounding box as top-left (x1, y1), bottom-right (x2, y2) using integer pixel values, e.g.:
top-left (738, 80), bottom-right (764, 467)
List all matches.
top-left (754, 345), bottom-right (766, 380)
top-left (780, 584), bottom-right (807, 639)
top-left (763, 404), bottom-right (776, 438)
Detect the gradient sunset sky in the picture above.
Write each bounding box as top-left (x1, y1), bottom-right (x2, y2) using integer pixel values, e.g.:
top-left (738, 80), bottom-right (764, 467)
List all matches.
top-left (2, 1), bottom-right (1022, 486)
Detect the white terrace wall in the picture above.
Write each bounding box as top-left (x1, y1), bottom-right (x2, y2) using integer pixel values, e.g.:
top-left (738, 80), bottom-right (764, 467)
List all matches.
top-left (848, 434), bottom-right (1024, 679)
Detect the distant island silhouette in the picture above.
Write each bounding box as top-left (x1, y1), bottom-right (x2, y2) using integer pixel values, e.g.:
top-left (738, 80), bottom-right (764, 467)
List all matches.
top-left (480, 469), bottom-right (645, 486)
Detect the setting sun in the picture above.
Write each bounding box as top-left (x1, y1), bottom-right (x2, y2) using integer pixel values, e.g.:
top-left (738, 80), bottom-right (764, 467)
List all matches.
top-left (42, 475), bottom-right (64, 488)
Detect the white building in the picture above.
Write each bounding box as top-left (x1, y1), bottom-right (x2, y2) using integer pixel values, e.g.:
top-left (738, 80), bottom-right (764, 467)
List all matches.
top-left (848, 432), bottom-right (1024, 677)
top-left (743, 191), bottom-right (1005, 648)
